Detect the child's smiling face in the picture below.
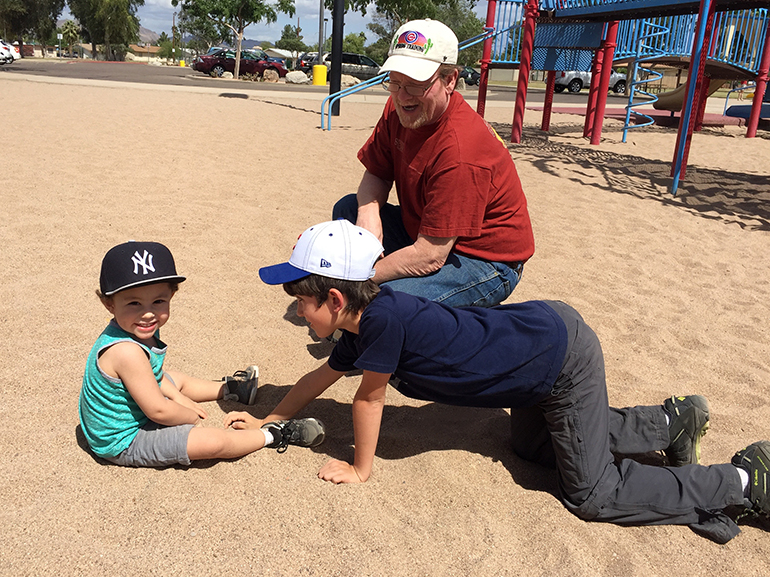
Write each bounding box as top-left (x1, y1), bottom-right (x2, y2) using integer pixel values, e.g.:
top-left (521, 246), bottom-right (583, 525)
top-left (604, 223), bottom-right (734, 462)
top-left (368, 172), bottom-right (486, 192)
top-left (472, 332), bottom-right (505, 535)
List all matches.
top-left (104, 283), bottom-right (174, 345)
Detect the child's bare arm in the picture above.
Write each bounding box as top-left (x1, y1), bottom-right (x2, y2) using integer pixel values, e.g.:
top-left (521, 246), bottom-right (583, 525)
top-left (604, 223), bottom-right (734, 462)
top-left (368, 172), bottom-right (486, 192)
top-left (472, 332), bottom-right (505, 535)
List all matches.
top-left (103, 342), bottom-right (200, 426)
top-left (226, 361), bottom-right (344, 430)
top-left (159, 373), bottom-right (208, 420)
top-left (318, 370), bottom-right (389, 484)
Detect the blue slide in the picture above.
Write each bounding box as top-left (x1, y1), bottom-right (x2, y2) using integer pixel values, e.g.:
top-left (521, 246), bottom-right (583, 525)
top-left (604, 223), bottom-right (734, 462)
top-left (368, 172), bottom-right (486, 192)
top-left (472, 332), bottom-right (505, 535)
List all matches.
top-left (725, 86), bottom-right (770, 120)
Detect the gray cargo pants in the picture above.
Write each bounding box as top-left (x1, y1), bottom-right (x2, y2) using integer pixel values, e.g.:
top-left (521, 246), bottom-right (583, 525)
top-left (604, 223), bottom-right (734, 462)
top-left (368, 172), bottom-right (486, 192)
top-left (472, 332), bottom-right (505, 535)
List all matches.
top-left (511, 301), bottom-right (744, 540)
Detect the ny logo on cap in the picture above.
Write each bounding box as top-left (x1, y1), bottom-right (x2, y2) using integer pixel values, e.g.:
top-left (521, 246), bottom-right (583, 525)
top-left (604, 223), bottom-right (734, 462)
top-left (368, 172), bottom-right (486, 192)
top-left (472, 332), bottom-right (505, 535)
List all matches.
top-left (132, 250), bottom-right (155, 275)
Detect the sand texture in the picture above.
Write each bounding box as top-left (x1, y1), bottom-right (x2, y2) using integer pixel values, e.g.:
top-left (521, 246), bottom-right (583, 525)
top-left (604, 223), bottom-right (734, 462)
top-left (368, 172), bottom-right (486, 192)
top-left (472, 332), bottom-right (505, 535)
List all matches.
top-left (1, 71), bottom-right (769, 576)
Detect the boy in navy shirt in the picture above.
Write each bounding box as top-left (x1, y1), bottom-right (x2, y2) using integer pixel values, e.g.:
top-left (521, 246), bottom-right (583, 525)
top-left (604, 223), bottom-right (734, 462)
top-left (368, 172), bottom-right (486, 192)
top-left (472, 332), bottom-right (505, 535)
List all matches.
top-left (226, 220), bottom-right (769, 542)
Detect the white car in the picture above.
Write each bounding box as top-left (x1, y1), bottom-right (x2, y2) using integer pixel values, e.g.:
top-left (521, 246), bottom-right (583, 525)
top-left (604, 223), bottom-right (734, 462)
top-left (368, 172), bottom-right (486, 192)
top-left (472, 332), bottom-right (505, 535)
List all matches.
top-left (0, 40), bottom-right (21, 64)
top-left (555, 69), bottom-right (626, 94)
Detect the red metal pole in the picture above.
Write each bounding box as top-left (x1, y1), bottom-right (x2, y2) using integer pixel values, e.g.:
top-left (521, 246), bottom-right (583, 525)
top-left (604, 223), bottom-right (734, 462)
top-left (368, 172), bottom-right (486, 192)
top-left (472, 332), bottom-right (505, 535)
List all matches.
top-left (693, 77), bottom-right (712, 131)
top-left (584, 43), bottom-right (603, 139)
top-left (590, 21), bottom-right (619, 145)
top-left (477, 1), bottom-right (497, 119)
top-left (747, 15), bottom-right (770, 138)
top-left (542, 71), bottom-right (556, 131)
top-left (511, 0), bottom-right (539, 143)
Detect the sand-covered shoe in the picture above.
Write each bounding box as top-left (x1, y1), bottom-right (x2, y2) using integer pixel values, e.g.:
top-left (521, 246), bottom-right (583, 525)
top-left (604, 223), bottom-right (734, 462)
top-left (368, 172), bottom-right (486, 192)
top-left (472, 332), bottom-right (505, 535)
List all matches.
top-left (222, 365), bottom-right (259, 405)
top-left (664, 394), bottom-right (710, 466)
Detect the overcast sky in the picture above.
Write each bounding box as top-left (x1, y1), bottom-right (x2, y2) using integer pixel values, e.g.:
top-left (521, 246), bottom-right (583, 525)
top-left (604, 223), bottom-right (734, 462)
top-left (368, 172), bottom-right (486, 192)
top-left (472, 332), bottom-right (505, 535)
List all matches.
top-left (62, 0), bottom-right (488, 45)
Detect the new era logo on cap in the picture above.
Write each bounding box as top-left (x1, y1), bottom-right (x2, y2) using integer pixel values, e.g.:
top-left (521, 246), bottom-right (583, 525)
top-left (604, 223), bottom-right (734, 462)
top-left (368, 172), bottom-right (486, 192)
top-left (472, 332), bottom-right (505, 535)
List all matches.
top-left (100, 241), bottom-right (186, 296)
top-left (259, 220), bottom-right (384, 285)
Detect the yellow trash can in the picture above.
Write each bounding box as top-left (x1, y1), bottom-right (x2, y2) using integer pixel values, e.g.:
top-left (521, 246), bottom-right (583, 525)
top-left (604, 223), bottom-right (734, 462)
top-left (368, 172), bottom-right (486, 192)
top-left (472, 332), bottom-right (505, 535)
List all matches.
top-left (312, 64), bottom-right (327, 85)
top-left (179, 60), bottom-right (186, 67)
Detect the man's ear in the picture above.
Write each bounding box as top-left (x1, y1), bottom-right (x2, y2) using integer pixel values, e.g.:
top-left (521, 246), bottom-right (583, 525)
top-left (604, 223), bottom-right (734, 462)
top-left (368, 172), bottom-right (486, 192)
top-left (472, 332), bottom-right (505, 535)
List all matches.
top-left (327, 288), bottom-right (347, 313)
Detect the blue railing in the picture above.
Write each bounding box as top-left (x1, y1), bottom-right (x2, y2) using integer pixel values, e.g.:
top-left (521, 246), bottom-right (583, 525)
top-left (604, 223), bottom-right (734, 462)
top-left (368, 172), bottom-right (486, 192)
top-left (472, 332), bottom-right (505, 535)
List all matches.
top-left (321, 72), bottom-right (388, 130)
top-left (492, 0), bottom-right (527, 64)
top-left (622, 20), bottom-right (669, 142)
top-left (321, 27), bottom-right (497, 130)
top-left (614, 10), bottom-right (768, 73)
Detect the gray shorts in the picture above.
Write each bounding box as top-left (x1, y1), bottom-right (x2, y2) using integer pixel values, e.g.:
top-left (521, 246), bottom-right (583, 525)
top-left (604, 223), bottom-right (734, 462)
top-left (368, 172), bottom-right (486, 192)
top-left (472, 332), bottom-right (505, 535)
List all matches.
top-left (105, 421), bottom-right (194, 468)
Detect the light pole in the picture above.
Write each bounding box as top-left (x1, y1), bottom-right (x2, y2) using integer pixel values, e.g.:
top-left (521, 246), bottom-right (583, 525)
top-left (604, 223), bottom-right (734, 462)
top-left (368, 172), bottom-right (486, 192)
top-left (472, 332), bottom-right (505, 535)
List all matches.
top-left (317, 0), bottom-right (324, 64)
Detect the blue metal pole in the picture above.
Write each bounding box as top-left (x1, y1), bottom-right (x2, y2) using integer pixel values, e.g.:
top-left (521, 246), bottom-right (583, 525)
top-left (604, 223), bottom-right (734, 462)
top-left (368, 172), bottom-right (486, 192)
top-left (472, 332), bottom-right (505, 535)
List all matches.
top-left (671, 0), bottom-right (715, 195)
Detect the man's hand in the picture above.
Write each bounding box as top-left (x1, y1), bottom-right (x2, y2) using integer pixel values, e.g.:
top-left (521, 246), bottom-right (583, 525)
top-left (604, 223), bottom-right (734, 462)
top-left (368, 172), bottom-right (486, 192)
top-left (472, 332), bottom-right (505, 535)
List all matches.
top-left (318, 459), bottom-right (365, 484)
top-left (224, 411), bottom-right (263, 430)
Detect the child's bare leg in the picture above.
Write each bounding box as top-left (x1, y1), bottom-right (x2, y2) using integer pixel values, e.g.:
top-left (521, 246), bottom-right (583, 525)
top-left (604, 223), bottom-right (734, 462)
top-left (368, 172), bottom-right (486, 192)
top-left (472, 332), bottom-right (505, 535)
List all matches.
top-left (164, 369), bottom-right (225, 402)
top-left (187, 427), bottom-right (266, 460)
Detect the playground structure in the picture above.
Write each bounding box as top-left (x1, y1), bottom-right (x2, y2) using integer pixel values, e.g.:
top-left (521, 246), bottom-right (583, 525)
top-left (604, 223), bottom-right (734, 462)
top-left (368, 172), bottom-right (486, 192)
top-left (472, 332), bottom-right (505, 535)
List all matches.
top-left (478, 0), bottom-right (770, 193)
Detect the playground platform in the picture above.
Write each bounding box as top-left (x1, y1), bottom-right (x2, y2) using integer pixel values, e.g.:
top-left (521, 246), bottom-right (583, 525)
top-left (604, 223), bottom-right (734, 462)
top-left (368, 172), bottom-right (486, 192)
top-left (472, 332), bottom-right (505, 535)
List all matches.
top-left (527, 105), bottom-right (750, 127)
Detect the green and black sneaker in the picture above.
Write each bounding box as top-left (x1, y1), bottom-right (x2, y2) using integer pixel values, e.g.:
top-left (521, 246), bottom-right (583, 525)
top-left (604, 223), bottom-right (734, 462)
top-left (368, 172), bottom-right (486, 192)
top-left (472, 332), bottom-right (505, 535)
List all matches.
top-left (663, 395), bottom-right (710, 466)
top-left (732, 441), bottom-right (770, 520)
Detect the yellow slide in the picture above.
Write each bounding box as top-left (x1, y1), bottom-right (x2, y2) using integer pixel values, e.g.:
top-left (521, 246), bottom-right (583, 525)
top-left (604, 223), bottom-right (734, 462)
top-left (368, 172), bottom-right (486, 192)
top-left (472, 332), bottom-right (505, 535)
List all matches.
top-left (652, 78), bottom-right (726, 111)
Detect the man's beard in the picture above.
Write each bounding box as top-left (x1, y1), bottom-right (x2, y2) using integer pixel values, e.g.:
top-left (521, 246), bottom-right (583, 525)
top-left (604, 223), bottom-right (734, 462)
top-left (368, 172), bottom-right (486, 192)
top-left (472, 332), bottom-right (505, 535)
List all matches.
top-left (395, 104), bottom-right (429, 129)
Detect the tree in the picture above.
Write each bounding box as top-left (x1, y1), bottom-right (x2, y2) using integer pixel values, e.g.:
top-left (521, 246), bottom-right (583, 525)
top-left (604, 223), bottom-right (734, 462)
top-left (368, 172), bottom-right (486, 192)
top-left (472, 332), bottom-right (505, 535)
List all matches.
top-left (68, 0), bottom-right (104, 59)
top-left (157, 38), bottom-right (174, 59)
top-left (172, 0), bottom-right (295, 79)
top-left (157, 30), bottom-right (170, 45)
top-left (97, 0), bottom-right (142, 60)
top-left (275, 24), bottom-right (305, 53)
top-left (362, 2), bottom-right (484, 67)
top-left (68, 0), bottom-right (144, 60)
top-left (61, 18), bottom-right (80, 55)
top-left (435, 1), bottom-right (484, 67)
top-left (0, 0), bottom-right (65, 56)
top-left (177, 6), bottom-right (232, 56)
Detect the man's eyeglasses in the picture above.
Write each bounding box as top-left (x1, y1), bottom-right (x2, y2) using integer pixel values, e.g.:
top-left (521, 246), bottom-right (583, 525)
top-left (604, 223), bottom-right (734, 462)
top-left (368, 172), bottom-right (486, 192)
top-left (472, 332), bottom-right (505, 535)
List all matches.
top-left (381, 76), bottom-right (439, 97)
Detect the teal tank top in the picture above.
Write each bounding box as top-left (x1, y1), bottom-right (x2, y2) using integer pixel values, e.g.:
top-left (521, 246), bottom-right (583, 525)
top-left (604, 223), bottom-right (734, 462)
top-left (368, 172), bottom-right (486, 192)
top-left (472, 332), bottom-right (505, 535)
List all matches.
top-left (79, 320), bottom-right (167, 457)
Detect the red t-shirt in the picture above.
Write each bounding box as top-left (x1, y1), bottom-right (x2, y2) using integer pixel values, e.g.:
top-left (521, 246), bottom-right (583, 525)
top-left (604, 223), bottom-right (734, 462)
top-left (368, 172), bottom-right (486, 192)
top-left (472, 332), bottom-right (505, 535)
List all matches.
top-left (358, 92), bottom-right (534, 264)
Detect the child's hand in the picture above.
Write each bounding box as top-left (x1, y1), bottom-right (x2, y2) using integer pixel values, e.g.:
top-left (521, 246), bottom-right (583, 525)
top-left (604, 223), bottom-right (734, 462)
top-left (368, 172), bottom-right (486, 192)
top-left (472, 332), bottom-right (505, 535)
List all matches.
top-left (176, 395), bottom-right (208, 420)
top-left (318, 459), bottom-right (365, 484)
top-left (223, 411), bottom-right (263, 430)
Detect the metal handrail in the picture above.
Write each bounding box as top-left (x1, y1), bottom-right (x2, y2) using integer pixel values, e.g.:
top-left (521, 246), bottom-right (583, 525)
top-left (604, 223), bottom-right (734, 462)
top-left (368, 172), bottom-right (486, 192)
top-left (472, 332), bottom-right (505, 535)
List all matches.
top-left (321, 26), bottom-right (501, 131)
top-left (321, 72), bottom-right (389, 130)
top-left (723, 82), bottom-right (756, 115)
top-left (622, 19), bottom-right (668, 142)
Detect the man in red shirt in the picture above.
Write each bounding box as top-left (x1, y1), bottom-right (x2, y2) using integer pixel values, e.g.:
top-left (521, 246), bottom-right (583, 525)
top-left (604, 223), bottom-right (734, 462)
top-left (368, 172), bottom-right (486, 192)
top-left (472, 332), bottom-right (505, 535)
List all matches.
top-left (332, 19), bottom-right (534, 307)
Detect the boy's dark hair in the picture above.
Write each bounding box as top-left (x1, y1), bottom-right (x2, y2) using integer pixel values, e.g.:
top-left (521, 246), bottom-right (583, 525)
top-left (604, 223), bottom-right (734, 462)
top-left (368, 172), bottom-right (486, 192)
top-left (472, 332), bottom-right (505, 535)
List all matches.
top-left (283, 274), bottom-right (380, 313)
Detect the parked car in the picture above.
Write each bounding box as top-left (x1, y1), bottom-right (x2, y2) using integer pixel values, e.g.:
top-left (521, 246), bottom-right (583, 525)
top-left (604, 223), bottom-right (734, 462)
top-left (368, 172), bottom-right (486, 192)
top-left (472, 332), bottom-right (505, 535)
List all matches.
top-left (192, 48), bottom-right (288, 78)
top-left (459, 66), bottom-right (481, 86)
top-left (554, 69), bottom-right (626, 94)
top-left (0, 39), bottom-right (20, 64)
top-left (299, 51), bottom-right (381, 81)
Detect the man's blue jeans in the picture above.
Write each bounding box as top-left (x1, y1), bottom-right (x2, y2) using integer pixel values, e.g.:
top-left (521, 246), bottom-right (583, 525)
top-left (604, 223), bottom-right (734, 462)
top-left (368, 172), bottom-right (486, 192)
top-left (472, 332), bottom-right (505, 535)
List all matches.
top-left (332, 194), bottom-right (523, 307)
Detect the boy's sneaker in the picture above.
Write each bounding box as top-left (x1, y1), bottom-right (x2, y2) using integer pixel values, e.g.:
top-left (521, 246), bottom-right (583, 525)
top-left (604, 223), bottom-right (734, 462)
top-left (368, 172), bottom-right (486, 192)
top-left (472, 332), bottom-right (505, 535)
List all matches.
top-left (222, 365), bottom-right (259, 405)
top-left (732, 441), bottom-right (770, 519)
top-left (663, 394), bottom-right (710, 466)
top-left (263, 418), bottom-right (326, 454)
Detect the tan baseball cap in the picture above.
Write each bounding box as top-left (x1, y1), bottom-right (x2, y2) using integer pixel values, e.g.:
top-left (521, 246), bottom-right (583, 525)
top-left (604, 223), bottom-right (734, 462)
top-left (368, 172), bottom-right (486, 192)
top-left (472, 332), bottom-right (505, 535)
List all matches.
top-left (380, 19), bottom-right (459, 82)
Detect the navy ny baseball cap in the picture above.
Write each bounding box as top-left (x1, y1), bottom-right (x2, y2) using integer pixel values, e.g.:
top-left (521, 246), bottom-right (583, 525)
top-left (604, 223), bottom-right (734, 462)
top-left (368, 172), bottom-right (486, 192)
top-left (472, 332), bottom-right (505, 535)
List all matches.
top-left (100, 241), bottom-right (186, 296)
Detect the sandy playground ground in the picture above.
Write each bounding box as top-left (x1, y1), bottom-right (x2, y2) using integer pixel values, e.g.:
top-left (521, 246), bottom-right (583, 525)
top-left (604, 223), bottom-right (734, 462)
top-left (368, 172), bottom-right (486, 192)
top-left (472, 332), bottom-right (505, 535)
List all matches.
top-left (1, 69), bottom-right (769, 576)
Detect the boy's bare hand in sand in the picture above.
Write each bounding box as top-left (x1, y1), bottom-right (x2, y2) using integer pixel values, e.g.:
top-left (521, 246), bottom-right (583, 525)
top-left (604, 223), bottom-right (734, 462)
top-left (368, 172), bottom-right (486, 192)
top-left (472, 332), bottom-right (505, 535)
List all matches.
top-left (224, 411), bottom-right (263, 429)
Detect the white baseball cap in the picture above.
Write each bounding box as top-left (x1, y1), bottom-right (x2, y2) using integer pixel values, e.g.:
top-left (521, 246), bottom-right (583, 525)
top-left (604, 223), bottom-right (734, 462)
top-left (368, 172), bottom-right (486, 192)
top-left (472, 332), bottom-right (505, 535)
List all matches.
top-left (259, 220), bottom-right (384, 285)
top-left (380, 19), bottom-right (459, 82)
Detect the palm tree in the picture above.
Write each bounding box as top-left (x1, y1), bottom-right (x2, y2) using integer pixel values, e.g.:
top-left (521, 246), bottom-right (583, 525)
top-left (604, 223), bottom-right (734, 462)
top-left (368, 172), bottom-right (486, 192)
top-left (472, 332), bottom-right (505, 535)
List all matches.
top-left (61, 20), bottom-right (80, 57)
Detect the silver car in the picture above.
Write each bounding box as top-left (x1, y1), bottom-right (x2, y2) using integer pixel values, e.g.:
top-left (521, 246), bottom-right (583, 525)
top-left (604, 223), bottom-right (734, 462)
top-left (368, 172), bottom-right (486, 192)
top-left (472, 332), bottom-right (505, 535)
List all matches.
top-left (555, 69), bottom-right (626, 94)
